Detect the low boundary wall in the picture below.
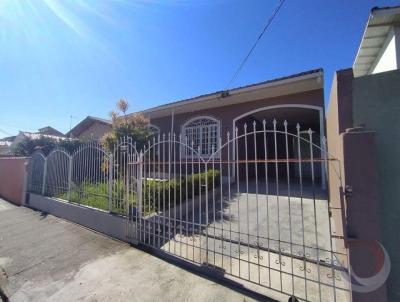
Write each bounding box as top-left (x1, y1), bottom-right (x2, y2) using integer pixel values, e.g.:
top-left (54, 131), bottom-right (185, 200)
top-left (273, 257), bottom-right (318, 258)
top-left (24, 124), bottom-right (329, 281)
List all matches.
top-left (28, 193), bottom-right (131, 243)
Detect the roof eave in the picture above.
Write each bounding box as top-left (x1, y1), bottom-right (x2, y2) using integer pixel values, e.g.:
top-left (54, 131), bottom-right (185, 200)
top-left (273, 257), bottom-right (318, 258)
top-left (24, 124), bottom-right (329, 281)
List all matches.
top-left (141, 69), bottom-right (323, 117)
top-left (353, 6), bottom-right (400, 77)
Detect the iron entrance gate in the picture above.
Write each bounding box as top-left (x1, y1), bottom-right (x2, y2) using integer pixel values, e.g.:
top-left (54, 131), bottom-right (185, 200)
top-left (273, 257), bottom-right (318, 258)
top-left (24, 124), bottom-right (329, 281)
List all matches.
top-left (123, 120), bottom-right (351, 302)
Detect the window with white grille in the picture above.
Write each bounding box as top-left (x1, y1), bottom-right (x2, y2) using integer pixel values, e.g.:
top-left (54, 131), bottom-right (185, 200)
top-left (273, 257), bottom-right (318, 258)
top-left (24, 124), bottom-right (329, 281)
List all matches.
top-left (183, 117), bottom-right (220, 158)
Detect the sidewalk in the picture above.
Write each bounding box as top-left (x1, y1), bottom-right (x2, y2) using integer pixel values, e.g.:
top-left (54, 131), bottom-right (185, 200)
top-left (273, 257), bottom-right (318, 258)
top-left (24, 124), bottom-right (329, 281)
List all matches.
top-left (0, 198), bottom-right (264, 302)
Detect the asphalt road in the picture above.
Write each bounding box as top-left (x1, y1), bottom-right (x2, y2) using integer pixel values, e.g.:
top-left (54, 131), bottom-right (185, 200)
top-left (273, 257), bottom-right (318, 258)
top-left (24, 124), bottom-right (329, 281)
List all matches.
top-left (0, 198), bottom-right (268, 302)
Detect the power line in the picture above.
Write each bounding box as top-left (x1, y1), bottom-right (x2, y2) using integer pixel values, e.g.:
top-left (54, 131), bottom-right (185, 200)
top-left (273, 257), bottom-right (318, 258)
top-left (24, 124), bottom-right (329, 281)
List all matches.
top-left (0, 128), bottom-right (14, 136)
top-left (224, 0), bottom-right (286, 90)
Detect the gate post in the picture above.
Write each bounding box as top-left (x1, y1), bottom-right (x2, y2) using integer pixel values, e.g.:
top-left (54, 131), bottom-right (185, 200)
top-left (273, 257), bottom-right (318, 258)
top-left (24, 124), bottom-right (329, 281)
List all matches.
top-left (108, 154), bottom-right (113, 212)
top-left (341, 128), bottom-right (388, 302)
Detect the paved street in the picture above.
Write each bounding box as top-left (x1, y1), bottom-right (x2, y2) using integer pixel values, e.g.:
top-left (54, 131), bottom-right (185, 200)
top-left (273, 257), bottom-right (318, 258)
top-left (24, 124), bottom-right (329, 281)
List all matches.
top-left (0, 198), bottom-right (265, 302)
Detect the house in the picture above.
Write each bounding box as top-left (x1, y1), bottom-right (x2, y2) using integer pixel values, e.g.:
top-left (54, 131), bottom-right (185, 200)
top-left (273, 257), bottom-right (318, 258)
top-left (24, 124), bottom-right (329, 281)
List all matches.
top-left (0, 126), bottom-right (65, 155)
top-left (67, 116), bottom-right (112, 140)
top-left (137, 68), bottom-right (325, 183)
top-left (144, 69), bottom-right (324, 137)
top-left (353, 6), bottom-right (400, 77)
top-left (327, 6), bottom-right (400, 302)
top-left (37, 126), bottom-right (65, 137)
top-left (6, 127), bottom-right (66, 154)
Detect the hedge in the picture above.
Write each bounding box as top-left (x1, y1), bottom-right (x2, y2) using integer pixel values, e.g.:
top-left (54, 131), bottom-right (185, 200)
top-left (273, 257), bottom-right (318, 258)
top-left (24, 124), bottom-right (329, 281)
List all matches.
top-left (142, 169), bottom-right (220, 212)
top-left (56, 169), bottom-right (220, 215)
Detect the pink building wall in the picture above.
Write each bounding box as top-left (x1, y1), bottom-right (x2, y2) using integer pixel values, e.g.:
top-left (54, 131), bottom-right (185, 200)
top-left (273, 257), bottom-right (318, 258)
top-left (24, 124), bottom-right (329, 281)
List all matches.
top-left (0, 157), bottom-right (28, 205)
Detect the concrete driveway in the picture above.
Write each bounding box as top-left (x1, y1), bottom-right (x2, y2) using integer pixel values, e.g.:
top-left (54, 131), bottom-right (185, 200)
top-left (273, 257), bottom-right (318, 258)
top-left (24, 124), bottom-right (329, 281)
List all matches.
top-left (0, 198), bottom-right (266, 302)
top-left (146, 180), bottom-right (350, 302)
top-left (207, 180), bottom-right (332, 260)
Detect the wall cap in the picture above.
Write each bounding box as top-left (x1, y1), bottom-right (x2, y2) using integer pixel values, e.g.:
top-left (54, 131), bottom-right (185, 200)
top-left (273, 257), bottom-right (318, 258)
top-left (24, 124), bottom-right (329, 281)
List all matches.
top-left (345, 127), bottom-right (376, 134)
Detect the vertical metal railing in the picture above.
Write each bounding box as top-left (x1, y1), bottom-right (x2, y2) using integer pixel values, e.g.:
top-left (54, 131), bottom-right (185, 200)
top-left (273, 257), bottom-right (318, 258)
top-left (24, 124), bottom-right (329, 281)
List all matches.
top-left (28, 142), bottom-right (113, 213)
top-left (25, 119), bottom-right (351, 302)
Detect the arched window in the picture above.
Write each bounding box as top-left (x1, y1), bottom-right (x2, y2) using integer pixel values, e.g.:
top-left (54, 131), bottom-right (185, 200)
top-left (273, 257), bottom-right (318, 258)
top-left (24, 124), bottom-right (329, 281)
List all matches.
top-left (182, 116), bottom-right (220, 158)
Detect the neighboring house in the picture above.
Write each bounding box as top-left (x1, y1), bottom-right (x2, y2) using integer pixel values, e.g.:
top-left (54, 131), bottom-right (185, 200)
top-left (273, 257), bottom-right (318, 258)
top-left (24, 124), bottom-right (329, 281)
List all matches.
top-left (67, 116), bottom-right (112, 140)
top-left (327, 6), bottom-right (400, 302)
top-left (7, 127), bottom-right (66, 153)
top-left (10, 131), bottom-right (65, 150)
top-left (37, 126), bottom-right (65, 137)
top-left (353, 6), bottom-right (400, 77)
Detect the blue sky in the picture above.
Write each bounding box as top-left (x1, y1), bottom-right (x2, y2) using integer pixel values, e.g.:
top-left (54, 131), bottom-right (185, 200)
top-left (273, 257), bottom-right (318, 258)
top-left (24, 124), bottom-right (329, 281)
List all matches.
top-left (0, 0), bottom-right (399, 138)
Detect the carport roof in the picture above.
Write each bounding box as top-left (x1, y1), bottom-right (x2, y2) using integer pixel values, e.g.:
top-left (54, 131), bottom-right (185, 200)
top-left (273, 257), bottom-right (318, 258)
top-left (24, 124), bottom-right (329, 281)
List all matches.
top-left (353, 6), bottom-right (400, 77)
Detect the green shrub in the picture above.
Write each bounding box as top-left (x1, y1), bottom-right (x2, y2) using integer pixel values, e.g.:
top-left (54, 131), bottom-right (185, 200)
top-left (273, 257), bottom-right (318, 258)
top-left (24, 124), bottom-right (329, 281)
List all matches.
top-left (56, 169), bottom-right (220, 215)
top-left (142, 169), bottom-right (220, 212)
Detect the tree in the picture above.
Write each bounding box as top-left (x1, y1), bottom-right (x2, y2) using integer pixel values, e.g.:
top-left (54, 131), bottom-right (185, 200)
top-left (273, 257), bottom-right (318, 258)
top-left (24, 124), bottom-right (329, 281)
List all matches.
top-left (12, 136), bottom-right (56, 156)
top-left (101, 99), bottom-right (152, 153)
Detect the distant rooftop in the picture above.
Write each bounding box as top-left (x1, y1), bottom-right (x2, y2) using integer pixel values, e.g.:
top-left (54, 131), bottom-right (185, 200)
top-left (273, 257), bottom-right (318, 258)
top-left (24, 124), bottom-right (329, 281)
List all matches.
top-left (38, 126), bottom-right (65, 137)
top-left (66, 116), bottom-right (112, 138)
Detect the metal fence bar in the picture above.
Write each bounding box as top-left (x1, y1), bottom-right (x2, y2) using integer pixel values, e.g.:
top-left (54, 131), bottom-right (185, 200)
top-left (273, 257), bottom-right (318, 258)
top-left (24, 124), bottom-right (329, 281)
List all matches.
top-left (68, 155), bottom-right (72, 202)
top-left (42, 159), bottom-right (47, 196)
top-left (108, 154), bottom-right (113, 212)
top-left (297, 123), bottom-right (308, 301)
top-left (309, 129), bottom-right (322, 302)
top-left (273, 119), bottom-right (284, 291)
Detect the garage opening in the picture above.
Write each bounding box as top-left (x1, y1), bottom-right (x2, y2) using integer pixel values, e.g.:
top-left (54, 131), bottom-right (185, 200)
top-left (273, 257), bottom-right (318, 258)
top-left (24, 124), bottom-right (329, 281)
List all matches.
top-left (233, 106), bottom-right (325, 190)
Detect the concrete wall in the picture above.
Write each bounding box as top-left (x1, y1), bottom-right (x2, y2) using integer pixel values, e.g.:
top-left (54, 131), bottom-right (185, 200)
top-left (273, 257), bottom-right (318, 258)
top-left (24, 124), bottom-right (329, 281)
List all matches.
top-left (0, 157), bottom-right (28, 205)
top-left (352, 69), bottom-right (400, 301)
top-left (326, 69), bottom-right (353, 248)
top-left (28, 193), bottom-right (130, 243)
top-left (327, 68), bottom-right (400, 301)
top-left (327, 69), bottom-right (385, 302)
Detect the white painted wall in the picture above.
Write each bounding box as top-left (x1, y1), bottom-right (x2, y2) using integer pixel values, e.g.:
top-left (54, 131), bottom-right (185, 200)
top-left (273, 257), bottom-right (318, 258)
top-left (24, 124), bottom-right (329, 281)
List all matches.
top-left (371, 29), bottom-right (398, 74)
